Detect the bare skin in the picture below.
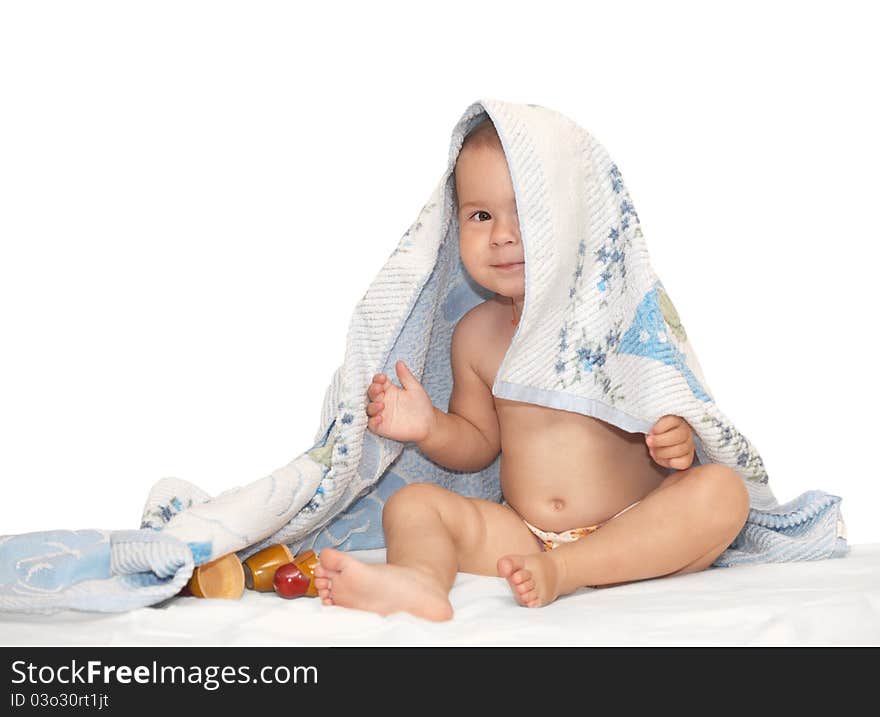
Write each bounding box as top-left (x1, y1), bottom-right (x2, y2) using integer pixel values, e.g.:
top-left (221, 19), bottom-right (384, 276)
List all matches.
top-left (314, 141), bottom-right (750, 620)
top-left (314, 550), bottom-right (454, 621)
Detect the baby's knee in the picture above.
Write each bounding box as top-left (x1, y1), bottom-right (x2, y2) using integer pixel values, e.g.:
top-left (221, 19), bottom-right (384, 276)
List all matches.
top-left (698, 464), bottom-right (750, 530)
top-left (382, 482), bottom-right (449, 526)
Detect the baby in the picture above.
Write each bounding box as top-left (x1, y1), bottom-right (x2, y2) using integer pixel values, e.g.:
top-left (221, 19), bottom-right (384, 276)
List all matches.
top-left (314, 119), bottom-right (750, 621)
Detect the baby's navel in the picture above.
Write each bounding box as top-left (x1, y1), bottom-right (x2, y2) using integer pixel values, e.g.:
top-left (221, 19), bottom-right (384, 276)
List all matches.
top-left (550, 498), bottom-right (565, 512)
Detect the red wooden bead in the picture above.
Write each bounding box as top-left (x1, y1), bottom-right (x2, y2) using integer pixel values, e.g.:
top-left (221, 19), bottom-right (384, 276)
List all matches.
top-left (273, 562), bottom-right (311, 598)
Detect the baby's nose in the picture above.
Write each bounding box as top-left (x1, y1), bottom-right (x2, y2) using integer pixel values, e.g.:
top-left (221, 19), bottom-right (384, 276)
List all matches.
top-left (491, 234), bottom-right (518, 246)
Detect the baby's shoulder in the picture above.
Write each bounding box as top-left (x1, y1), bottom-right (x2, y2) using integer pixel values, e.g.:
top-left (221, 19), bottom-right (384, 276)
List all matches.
top-left (452, 301), bottom-right (501, 362)
top-left (455, 300), bottom-right (495, 336)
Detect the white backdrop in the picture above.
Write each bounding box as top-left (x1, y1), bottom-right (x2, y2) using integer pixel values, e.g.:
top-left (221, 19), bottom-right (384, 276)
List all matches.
top-left (1, 1), bottom-right (877, 545)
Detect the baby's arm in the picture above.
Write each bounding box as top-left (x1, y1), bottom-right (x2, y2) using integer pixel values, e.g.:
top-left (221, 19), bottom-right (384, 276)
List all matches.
top-left (365, 311), bottom-right (500, 472)
top-left (417, 312), bottom-right (501, 472)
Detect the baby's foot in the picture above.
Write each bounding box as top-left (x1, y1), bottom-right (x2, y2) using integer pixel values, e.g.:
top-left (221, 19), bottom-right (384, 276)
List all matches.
top-left (314, 548), bottom-right (454, 622)
top-left (497, 552), bottom-right (563, 608)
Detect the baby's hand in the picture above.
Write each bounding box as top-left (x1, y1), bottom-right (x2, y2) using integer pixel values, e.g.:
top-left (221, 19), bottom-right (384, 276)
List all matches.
top-left (366, 360), bottom-right (436, 443)
top-left (645, 415), bottom-right (695, 471)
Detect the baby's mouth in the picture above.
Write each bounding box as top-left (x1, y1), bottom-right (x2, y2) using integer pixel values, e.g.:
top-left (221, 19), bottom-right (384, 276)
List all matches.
top-left (493, 262), bottom-right (524, 271)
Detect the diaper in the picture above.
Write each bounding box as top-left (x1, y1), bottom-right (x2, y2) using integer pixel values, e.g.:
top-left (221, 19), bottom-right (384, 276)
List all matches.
top-left (504, 500), bottom-right (641, 551)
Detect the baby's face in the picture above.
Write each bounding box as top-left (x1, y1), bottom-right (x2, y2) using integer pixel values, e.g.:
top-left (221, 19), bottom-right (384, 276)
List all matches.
top-left (454, 145), bottom-right (524, 300)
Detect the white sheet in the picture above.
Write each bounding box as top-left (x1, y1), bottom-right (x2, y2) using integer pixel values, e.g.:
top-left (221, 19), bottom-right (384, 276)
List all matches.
top-left (2, 544), bottom-right (878, 647)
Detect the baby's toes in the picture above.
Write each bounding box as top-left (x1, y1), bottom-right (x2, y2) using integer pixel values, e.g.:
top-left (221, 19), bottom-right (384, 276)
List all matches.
top-left (314, 565), bottom-right (341, 580)
top-left (511, 568), bottom-right (532, 586)
top-left (314, 576), bottom-right (331, 590)
top-left (314, 576), bottom-right (333, 601)
top-left (520, 583), bottom-right (544, 606)
top-left (517, 586), bottom-right (539, 607)
top-left (516, 577), bottom-right (535, 596)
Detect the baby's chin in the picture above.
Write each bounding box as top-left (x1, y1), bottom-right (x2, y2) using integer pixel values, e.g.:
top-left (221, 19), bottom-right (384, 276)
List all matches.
top-left (492, 288), bottom-right (525, 301)
top-left (470, 271), bottom-right (524, 301)
top-left (495, 279), bottom-right (525, 295)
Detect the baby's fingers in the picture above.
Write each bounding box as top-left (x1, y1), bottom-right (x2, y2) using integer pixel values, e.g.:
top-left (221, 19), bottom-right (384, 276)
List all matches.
top-left (646, 425), bottom-right (689, 448)
top-left (664, 454), bottom-right (693, 471)
top-left (649, 414), bottom-right (681, 435)
top-left (367, 374), bottom-right (390, 398)
top-left (366, 400), bottom-right (384, 417)
top-left (650, 442), bottom-right (691, 460)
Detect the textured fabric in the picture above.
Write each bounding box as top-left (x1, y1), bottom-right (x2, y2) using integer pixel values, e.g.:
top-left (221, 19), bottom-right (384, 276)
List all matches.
top-left (0, 98), bottom-right (848, 614)
top-left (0, 530), bottom-right (193, 614)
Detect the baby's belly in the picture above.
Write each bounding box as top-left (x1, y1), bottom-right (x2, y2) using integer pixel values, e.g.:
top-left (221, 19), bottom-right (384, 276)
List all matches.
top-left (497, 401), bottom-right (670, 533)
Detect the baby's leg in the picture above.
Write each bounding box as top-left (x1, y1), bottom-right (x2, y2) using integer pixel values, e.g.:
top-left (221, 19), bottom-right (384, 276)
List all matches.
top-left (498, 463), bottom-right (751, 607)
top-left (314, 483), bottom-right (539, 621)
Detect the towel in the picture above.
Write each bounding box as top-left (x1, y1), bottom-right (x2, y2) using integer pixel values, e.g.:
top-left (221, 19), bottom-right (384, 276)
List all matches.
top-left (0, 98), bottom-right (848, 614)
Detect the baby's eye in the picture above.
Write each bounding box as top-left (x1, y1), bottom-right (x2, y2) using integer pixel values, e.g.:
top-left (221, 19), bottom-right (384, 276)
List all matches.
top-left (470, 210), bottom-right (491, 222)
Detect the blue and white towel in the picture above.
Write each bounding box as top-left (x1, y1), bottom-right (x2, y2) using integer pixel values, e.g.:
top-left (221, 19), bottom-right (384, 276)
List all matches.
top-left (0, 98), bottom-right (848, 614)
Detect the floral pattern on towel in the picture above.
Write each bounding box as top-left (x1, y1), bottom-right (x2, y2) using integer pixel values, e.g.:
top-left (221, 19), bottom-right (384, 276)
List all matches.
top-left (142, 496), bottom-right (194, 531)
top-left (697, 413), bottom-right (769, 484)
top-left (553, 163), bottom-right (717, 411)
top-left (598, 162), bottom-right (639, 307)
top-left (552, 163), bottom-right (643, 404)
top-left (554, 319), bottom-right (627, 405)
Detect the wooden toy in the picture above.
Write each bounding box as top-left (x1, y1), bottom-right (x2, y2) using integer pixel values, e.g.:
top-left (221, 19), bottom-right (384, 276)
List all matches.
top-left (183, 552), bottom-right (245, 600)
top-left (175, 545), bottom-right (319, 601)
top-left (273, 549), bottom-right (320, 598)
top-left (242, 543), bottom-right (295, 592)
